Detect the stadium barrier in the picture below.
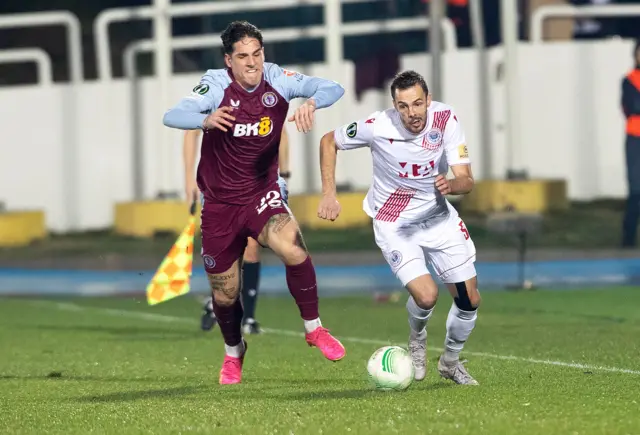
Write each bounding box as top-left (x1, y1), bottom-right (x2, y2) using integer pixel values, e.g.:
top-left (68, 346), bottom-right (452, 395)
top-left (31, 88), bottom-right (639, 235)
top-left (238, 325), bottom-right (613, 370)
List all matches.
top-left (462, 179), bottom-right (568, 213)
top-left (287, 192), bottom-right (370, 229)
top-left (0, 210), bottom-right (47, 247)
top-left (114, 200), bottom-right (201, 237)
top-left (1, 257), bottom-right (639, 296)
top-left (113, 192), bottom-right (370, 236)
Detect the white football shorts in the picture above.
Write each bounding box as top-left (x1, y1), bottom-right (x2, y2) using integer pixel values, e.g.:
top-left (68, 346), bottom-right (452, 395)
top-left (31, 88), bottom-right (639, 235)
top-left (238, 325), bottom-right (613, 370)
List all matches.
top-left (374, 207), bottom-right (477, 286)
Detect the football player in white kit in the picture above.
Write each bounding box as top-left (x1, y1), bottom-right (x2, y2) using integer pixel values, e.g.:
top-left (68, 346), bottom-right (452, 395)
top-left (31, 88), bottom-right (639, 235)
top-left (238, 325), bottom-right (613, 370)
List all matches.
top-left (317, 70), bottom-right (480, 385)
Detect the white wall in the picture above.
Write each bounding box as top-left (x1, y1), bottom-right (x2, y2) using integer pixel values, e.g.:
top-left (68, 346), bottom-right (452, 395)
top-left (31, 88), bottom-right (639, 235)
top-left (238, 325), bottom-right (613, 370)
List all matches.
top-left (0, 39), bottom-right (635, 232)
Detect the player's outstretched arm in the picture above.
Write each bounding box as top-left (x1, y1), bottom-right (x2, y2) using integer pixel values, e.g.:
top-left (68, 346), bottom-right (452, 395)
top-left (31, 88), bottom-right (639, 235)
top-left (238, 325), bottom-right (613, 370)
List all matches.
top-left (287, 76), bottom-right (344, 133)
top-left (267, 64), bottom-right (344, 134)
top-left (183, 130), bottom-right (200, 203)
top-left (298, 76), bottom-right (345, 110)
top-left (435, 164), bottom-right (474, 196)
top-left (274, 68), bottom-right (344, 110)
top-left (317, 132), bottom-right (341, 221)
top-left (163, 72), bottom-right (228, 130)
top-left (438, 110), bottom-right (474, 195)
top-left (317, 114), bottom-right (376, 220)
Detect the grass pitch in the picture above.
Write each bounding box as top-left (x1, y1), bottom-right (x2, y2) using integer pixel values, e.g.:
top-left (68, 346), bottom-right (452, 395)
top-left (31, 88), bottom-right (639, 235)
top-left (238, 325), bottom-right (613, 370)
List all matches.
top-left (1, 287), bottom-right (639, 434)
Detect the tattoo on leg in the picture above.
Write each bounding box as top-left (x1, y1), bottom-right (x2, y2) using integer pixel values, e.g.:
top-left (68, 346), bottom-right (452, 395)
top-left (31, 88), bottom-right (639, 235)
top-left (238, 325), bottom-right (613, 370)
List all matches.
top-left (272, 214), bottom-right (292, 233)
top-left (262, 213), bottom-right (292, 245)
top-left (207, 271), bottom-right (238, 303)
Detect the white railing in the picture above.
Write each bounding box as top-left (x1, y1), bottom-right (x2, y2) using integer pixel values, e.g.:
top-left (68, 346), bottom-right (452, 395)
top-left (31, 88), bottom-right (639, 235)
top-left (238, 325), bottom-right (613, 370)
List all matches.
top-left (0, 11), bottom-right (83, 81)
top-left (0, 11), bottom-right (82, 231)
top-left (95, 0), bottom-right (457, 80)
top-left (0, 48), bottom-right (53, 86)
top-left (124, 18), bottom-right (456, 79)
top-left (531, 4), bottom-right (640, 43)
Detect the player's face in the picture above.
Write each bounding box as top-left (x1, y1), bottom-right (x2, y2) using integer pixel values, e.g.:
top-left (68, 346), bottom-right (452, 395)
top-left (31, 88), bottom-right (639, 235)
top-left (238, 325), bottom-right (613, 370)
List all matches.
top-left (225, 37), bottom-right (265, 90)
top-left (393, 85), bottom-right (431, 134)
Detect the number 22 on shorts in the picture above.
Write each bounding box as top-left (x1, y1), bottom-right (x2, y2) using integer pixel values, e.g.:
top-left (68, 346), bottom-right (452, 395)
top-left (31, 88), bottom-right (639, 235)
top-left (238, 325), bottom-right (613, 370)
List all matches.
top-left (256, 190), bottom-right (282, 215)
top-left (458, 220), bottom-right (470, 240)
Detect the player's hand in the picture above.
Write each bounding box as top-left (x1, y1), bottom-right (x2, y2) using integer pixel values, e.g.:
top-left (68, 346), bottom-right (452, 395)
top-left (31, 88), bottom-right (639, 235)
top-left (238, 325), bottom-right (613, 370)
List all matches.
top-left (435, 174), bottom-right (452, 195)
top-left (317, 194), bottom-right (341, 221)
top-left (288, 99), bottom-right (316, 133)
top-left (203, 106), bottom-right (236, 132)
top-left (185, 178), bottom-right (199, 204)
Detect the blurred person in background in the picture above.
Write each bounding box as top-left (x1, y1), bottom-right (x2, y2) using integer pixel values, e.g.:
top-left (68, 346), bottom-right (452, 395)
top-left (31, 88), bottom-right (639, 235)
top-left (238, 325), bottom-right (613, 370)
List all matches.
top-left (571, 0), bottom-right (618, 40)
top-left (184, 128), bottom-right (291, 333)
top-left (615, 0), bottom-right (640, 40)
top-left (422, 0), bottom-right (472, 47)
top-left (622, 40), bottom-right (640, 248)
top-left (421, 0), bottom-right (504, 47)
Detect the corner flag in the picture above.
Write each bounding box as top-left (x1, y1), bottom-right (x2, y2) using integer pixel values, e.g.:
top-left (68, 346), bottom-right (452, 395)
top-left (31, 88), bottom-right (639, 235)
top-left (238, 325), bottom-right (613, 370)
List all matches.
top-left (146, 201), bottom-right (197, 305)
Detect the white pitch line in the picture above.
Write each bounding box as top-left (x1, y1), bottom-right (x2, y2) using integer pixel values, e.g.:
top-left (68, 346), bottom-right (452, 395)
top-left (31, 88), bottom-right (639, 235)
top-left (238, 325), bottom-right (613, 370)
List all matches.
top-left (47, 301), bottom-right (640, 376)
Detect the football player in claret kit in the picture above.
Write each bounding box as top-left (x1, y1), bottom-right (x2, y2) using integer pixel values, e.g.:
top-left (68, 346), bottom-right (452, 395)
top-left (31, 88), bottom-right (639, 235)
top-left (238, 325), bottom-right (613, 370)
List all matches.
top-left (163, 20), bottom-right (346, 385)
top-left (318, 70), bottom-right (481, 385)
top-left (184, 127), bottom-right (291, 334)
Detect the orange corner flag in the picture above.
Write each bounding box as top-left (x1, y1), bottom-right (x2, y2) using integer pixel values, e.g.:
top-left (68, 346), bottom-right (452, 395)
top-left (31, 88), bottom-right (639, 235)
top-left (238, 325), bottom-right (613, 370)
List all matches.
top-left (146, 213), bottom-right (197, 306)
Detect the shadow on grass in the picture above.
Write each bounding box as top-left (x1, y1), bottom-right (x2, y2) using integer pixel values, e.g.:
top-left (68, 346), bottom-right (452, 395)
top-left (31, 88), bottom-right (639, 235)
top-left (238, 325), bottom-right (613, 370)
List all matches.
top-left (0, 373), bottom-right (194, 383)
top-left (25, 323), bottom-right (203, 341)
top-left (75, 384), bottom-right (273, 403)
top-left (267, 378), bottom-right (455, 401)
top-left (75, 386), bottom-right (206, 403)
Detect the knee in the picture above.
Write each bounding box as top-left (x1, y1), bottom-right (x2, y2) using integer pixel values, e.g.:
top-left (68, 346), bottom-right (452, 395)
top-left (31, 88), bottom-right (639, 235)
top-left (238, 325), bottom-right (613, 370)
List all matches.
top-left (406, 275), bottom-right (439, 309)
top-left (411, 281), bottom-right (439, 310)
top-left (207, 269), bottom-right (240, 307)
top-left (413, 291), bottom-right (438, 310)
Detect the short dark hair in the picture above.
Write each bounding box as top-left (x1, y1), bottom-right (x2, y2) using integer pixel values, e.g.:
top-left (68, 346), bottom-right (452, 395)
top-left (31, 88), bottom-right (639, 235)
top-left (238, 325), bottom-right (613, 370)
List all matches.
top-left (390, 70), bottom-right (429, 99)
top-left (221, 21), bottom-right (263, 55)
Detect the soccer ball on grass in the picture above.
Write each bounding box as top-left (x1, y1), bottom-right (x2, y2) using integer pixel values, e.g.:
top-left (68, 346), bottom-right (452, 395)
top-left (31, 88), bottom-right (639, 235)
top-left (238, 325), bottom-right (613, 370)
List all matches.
top-left (366, 346), bottom-right (414, 391)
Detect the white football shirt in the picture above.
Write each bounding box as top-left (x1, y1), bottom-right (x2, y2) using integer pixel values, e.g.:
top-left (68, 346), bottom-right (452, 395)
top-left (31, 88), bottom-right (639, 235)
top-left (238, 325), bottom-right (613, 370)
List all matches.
top-left (333, 101), bottom-right (470, 224)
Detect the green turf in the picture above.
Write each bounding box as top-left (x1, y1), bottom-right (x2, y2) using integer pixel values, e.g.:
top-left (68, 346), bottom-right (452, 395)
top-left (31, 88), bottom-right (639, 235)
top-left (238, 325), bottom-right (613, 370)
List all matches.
top-left (1, 287), bottom-right (639, 434)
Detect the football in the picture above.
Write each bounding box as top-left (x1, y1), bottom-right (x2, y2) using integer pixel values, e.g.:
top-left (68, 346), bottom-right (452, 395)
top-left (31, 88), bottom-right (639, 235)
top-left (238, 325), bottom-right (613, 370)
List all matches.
top-left (366, 346), bottom-right (415, 391)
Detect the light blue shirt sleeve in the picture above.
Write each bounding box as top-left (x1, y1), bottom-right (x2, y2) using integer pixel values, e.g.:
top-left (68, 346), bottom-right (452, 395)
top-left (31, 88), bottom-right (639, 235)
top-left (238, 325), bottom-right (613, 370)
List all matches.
top-left (265, 63), bottom-right (345, 109)
top-left (162, 69), bottom-right (229, 130)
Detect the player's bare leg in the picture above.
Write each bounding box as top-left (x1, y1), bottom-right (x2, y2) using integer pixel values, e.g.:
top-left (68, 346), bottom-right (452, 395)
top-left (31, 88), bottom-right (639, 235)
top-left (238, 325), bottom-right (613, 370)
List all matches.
top-left (207, 259), bottom-right (248, 385)
top-left (258, 212), bottom-right (346, 361)
top-left (438, 276), bottom-right (481, 385)
top-left (405, 274), bottom-right (438, 381)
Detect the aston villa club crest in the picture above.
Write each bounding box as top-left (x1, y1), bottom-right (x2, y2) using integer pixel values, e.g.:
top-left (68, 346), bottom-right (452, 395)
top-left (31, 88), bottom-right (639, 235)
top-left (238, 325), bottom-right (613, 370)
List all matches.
top-left (262, 92), bottom-right (278, 107)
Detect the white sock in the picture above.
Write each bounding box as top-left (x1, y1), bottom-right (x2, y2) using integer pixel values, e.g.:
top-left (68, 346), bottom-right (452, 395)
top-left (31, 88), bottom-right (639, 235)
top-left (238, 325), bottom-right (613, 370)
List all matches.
top-left (204, 297), bottom-right (213, 311)
top-left (406, 296), bottom-right (434, 339)
top-left (304, 318), bottom-right (322, 333)
top-left (225, 341), bottom-right (245, 358)
top-left (443, 302), bottom-right (477, 363)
